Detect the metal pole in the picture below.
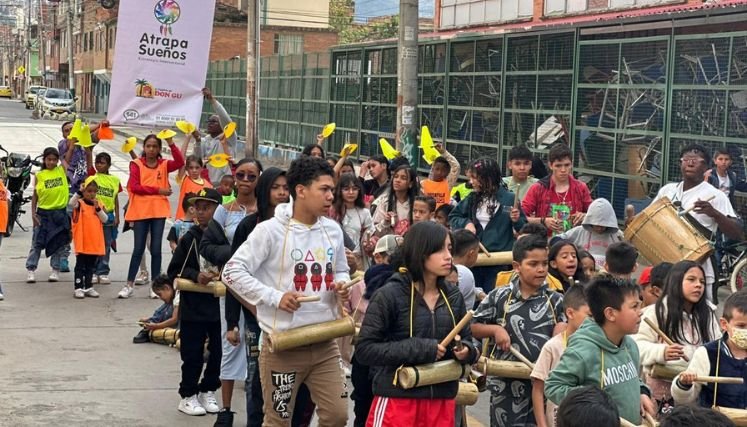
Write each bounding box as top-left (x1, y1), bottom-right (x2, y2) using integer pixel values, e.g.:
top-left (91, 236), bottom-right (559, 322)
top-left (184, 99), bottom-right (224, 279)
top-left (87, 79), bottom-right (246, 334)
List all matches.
top-left (396, 0), bottom-right (418, 165)
top-left (38, 0), bottom-right (45, 85)
top-left (66, 0), bottom-right (75, 97)
top-left (25, 0), bottom-right (31, 91)
top-left (245, 0), bottom-right (259, 158)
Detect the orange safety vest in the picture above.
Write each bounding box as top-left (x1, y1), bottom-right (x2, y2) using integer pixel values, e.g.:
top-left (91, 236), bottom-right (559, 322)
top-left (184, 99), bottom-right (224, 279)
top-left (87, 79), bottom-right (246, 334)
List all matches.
top-left (125, 159), bottom-right (171, 221)
top-left (0, 181), bottom-right (8, 233)
top-left (421, 179), bottom-right (450, 209)
top-left (175, 176), bottom-right (212, 220)
top-left (72, 200), bottom-right (105, 256)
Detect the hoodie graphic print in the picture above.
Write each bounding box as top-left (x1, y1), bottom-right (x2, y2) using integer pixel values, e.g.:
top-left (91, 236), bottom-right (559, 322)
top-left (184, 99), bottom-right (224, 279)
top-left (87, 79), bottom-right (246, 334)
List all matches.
top-left (222, 202), bottom-right (350, 334)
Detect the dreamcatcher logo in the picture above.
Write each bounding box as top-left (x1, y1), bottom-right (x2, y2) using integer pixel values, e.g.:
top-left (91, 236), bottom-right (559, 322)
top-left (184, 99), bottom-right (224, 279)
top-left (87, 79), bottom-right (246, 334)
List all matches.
top-left (154, 0), bottom-right (181, 36)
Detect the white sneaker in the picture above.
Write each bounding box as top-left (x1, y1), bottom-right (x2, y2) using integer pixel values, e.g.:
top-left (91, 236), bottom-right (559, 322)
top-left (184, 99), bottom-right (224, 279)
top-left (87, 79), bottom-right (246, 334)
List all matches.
top-left (197, 391), bottom-right (220, 414)
top-left (48, 270), bottom-right (59, 282)
top-left (98, 275), bottom-right (111, 285)
top-left (178, 395), bottom-right (206, 416)
top-left (0, 292), bottom-right (4, 300)
top-left (117, 285), bottom-right (134, 299)
top-left (84, 288), bottom-right (100, 298)
top-left (92, 275), bottom-right (99, 284)
top-left (149, 288), bottom-right (159, 299)
top-left (74, 289), bottom-right (85, 299)
top-left (134, 270), bottom-right (149, 285)
top-left (26, 271), bottom-right (35, 283)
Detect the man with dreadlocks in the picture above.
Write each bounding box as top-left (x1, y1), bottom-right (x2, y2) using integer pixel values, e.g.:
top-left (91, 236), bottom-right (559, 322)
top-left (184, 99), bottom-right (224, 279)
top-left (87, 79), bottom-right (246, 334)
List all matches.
top-left (449, 157), bottom-right (526, 293)
top-left (522, 143), bottom-right (592, 237)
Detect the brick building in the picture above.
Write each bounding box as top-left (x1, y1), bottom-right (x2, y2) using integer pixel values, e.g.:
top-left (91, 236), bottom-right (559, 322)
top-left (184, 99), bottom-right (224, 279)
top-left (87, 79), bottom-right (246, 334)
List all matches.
top-left (42, 0), bottom-right (338, 114)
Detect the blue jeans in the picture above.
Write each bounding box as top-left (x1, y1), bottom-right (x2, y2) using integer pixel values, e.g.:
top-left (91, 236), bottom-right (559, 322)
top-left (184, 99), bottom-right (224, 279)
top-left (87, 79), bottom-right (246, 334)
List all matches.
top-left (25, 226), bottom-right (66, 271)
top-left (127, 218), bottom-right (165, 282)
top-left (95, 224), bottom-right (116, 276)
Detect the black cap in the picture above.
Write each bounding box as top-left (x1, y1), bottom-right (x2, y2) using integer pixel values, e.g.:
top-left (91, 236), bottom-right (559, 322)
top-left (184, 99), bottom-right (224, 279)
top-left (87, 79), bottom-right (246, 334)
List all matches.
top-left (187, 188), bottom-right (222, 205)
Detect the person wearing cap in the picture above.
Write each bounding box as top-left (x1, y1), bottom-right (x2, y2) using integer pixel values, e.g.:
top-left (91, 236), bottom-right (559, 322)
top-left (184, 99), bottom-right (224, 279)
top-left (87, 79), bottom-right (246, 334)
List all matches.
top-left (639, 263), bottom-right (672, 308)
top-left (69, 176), bottom-right (109, 299)
top-left (347, 233), bottom-right (402, 427)
top-left (653, 143), bottom-right (742, 303)
top-left (165, 188), bottom-right (223, 417)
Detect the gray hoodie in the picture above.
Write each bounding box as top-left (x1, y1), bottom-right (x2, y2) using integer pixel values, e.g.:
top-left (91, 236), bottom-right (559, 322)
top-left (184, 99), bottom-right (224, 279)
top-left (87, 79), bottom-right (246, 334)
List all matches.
top-left (222, 201), bottom-right (350, 334)
top-left (558, 198), bottom-right (622, 267)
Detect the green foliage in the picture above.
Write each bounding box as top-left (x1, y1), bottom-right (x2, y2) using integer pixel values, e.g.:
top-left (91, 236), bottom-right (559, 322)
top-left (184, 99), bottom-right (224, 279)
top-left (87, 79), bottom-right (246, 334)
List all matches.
top-left (329, 0), bottom-right (399, 45)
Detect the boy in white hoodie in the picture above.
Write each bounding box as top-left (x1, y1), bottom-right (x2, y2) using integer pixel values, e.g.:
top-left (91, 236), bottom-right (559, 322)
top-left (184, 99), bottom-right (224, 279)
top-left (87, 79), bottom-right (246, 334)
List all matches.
top-left (556, 198), bottom-right (622, 269)
top-left (222, 156), bottom-right (350, 427)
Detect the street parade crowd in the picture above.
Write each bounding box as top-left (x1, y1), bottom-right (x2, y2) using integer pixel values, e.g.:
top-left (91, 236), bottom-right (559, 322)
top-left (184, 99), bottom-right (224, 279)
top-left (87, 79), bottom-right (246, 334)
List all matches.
top-left (4, 87), bottom-right (747, 427)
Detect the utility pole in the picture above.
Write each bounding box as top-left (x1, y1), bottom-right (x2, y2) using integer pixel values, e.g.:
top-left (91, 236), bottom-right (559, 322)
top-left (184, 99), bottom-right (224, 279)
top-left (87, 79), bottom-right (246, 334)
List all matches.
top-left (25, 0), bottom-right (31, 91)
top-left (66, 0), bottom-right (75, 97)
top-left (396, 0), bottom-right (418, 165)
top-left (38, 0), bottom-right (45, 85)
top-left (245, 0), bottom-right (260, 159)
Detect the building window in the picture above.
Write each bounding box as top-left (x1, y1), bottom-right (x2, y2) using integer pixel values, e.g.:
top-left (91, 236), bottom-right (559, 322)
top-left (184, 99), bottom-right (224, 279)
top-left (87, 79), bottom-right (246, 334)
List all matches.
top-left (273, 34), bottom-right (304, 55)
top-left (109, 27), bottom-right (115, 49)
top-left (440, 0), bottom-right (533, 29)
top-left (545, 0), bottom-right (674, 16)
top-left (88, 31), bottom-right (93, 51)
top-left (82, 33), bottom-right (87, 51)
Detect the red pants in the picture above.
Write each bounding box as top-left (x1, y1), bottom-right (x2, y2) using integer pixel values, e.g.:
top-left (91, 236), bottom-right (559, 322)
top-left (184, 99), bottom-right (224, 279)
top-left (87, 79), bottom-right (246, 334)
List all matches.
top-left (366, 395), bottom-right (455, 427)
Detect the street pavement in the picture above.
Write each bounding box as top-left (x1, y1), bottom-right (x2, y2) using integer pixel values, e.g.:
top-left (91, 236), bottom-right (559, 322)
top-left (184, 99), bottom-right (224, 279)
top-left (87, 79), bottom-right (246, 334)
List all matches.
top-left (0, 98), bottom-right (491, 426)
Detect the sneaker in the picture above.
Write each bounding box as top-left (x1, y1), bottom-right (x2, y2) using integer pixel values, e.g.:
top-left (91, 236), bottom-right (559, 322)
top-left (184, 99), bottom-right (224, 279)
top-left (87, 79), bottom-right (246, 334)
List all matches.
top-left (213, 409), bottom-right (234, 426)
top-left (84, 288), bottom-right (100, 298)
top-left (198, 391), bottom-right (220, 414)
top-left (178, 395), bottom-right (207, 416)
top-left (0, 292), bottom-right (4, 301)
top-left (117, 285), bottom-right (133, 299)
top-left (48, 270), bottom-right (59, 282)
top-left (98, 275), bottom-right (111, 285)
top-left (133, 329), bottom-right (150, 344)
top-left (26, 271), bottom-right (35, 283)
top-left (92, 275), bottom-right (99, 284)
top-left (60, 259), bottom-right (70, 273)
top-left (149, 288), bottom-right (159, 299)
top-left (134, 269), bottom-right (149, 285)
top-left (74, 289), bottom-right (85, 299)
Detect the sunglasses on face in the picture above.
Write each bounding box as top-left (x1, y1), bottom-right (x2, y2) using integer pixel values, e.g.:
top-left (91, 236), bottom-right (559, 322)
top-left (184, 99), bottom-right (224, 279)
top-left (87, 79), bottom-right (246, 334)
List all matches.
top-left (235, 172), bottom-right (257, 182)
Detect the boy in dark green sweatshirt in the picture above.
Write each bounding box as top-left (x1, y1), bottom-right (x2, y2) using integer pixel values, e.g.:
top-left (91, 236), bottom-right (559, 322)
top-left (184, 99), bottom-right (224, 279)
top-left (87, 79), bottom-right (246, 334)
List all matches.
top-left (544, 276), bottom-right (656, 425)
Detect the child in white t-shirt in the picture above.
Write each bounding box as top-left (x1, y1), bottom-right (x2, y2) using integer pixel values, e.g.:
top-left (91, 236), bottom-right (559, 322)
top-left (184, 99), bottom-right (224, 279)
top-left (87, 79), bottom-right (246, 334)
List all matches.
top-left (530, 285), bottom-right (590, 427)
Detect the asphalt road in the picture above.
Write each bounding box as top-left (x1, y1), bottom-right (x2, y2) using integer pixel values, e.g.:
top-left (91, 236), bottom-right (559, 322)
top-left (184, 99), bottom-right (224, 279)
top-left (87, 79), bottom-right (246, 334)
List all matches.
top-left (0, 98), bottom-right (492, 426)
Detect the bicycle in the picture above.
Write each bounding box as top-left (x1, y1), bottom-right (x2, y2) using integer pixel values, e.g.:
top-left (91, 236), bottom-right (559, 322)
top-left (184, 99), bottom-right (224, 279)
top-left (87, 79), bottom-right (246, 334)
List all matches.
top-left (715, 240), bottom-right (747, 294)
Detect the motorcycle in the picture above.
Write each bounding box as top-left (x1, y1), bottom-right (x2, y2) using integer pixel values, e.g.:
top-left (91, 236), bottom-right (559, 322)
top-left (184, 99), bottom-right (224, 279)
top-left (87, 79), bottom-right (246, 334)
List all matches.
top-left (0, 145), bottom-right (42, 237)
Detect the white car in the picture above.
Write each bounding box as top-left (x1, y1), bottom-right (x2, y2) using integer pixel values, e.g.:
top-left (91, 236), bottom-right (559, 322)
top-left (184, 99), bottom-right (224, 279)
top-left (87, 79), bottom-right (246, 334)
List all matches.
top-left (39, 88), bottom-right (76, 115)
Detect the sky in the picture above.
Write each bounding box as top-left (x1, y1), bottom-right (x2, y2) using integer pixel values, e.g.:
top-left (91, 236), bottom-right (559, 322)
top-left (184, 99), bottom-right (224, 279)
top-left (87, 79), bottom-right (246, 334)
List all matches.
top-left (354, 0), bottom-right (435, 23)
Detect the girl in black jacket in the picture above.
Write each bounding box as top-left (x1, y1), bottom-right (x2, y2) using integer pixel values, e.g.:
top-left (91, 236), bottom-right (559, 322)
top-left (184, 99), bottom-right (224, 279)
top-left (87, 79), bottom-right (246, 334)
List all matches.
top-left (356, 221), bottom-right (479, 427)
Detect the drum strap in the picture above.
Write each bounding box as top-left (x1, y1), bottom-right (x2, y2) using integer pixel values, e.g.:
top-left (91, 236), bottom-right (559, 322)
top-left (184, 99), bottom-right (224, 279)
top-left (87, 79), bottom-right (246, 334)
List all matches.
top-left (713, 339), bottom-right (723, 408)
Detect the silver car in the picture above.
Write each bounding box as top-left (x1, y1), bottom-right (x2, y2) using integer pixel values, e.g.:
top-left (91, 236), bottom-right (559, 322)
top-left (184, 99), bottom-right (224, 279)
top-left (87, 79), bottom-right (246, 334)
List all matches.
top-left (39, 88), bottom-right (76, 115)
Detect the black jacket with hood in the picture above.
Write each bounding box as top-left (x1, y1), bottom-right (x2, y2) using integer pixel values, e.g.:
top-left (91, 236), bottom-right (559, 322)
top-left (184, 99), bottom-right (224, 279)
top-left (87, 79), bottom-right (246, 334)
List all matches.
top-left (167, 224), bottom-right (220, 322)
top-left (356, 272), bottom-right (479, 399)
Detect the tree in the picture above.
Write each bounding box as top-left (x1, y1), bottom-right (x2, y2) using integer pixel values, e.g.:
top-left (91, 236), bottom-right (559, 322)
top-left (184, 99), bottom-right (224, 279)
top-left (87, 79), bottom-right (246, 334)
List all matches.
top-left (329, 0), bottom-right (400, 45)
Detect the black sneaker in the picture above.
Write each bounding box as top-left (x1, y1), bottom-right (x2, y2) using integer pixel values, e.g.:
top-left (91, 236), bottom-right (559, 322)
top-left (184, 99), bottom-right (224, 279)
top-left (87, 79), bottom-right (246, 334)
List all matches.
top-left (214, 409), bottom-right (234, 427)
top-left (132, 329), bottom-right (150, 344)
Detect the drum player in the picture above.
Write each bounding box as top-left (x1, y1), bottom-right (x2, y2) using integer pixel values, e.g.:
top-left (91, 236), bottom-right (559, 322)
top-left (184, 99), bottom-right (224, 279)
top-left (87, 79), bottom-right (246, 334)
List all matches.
top-left (652, 144), bottom-right (743, 302)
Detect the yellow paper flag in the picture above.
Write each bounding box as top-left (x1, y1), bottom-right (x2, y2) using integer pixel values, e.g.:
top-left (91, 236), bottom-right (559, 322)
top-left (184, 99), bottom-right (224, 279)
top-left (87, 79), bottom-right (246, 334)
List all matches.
top-left (340, 143), bottom-right (358, 157)
top-left (121, 137), bottom-right (137, 153)
top-left (223, 122), bottom-right (237, 139)
top-left (157, 129), bottom-right (177, 140)
top-left (321, 123), bottom-right (336, 138)
top-left (208, 153), bottom-right (231, 169)
top-left (175, 120), bottom-right (196, 135)
top-left (75, 125), bottom-right (94, 148)
top-left (378, 138), bottom-right (399, 160)
top-left (68, 118), bottom-right (82, 141)
top-left (420, 126), bottom-right (440, 165)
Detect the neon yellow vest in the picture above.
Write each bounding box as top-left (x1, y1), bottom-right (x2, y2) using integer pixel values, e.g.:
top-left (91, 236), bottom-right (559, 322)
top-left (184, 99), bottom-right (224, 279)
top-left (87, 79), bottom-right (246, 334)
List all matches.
top-left (35, 166), bottom-right (69, 210)
top-left (93, 173), bottom-right (120, 212)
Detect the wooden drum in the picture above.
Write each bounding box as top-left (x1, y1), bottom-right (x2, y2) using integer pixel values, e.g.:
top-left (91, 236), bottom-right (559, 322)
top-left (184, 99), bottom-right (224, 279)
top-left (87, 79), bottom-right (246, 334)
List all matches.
top-left (267, 317), bottom-right (356, 353)
top-left (650, 364), bottom-right (684, 381)
top-left (174, 278), bottom-right (226, 297)
top-left (714, 407), bottom-right (747, 427)
top-left (397, 360), bottom-right (468, 390)
top-left (624, 197), bottom-right (713, 265)
top-left (455, 382), bottom-right (479, 406)
top-left (150, 328), bottom-right (180, 345)
top-left (476, 357), bottom-right (533, 380)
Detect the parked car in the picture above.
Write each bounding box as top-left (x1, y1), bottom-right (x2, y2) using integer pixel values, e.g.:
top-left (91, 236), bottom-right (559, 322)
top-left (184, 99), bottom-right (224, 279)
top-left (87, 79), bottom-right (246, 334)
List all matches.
top-left (39, 88), bottom-right (76, 115)
top-left (24, 85), bottom-right (46, 109)
top-left (0, 86), bottom-right (12, 98)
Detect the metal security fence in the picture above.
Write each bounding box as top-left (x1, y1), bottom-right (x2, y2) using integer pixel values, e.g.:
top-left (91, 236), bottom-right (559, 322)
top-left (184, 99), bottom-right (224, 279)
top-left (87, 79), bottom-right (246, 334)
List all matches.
top-left (203, 58), bottom-right (247, 136)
